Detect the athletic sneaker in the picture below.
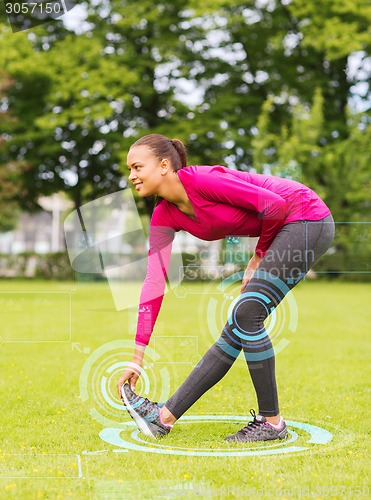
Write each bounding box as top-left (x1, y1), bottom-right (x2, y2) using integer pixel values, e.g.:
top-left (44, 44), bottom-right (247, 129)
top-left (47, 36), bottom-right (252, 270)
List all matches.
top-left (225, 409), bottom-right (288, 442)
top-left (121, 384), bottom-right (172, 438)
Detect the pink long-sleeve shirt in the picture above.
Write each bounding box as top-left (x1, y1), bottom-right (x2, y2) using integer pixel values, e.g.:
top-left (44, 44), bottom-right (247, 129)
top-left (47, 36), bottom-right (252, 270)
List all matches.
top-left (135, 165), bottom-right (330, 346)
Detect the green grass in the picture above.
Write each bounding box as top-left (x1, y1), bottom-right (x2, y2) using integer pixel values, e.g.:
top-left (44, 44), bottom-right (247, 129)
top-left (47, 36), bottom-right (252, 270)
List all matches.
top-left (0, 279), bottom-right (370, 499)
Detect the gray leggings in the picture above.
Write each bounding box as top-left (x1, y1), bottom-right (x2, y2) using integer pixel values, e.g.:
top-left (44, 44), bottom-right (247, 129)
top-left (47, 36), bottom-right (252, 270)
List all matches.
top-left (165, 214), bottom-right (335, 418)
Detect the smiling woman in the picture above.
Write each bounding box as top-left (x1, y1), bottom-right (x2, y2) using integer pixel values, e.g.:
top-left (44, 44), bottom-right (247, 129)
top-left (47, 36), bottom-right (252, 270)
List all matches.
top-left (127, 134), bottom-right (195, 216)
top-left (119, 132), bottom-right (335, 444)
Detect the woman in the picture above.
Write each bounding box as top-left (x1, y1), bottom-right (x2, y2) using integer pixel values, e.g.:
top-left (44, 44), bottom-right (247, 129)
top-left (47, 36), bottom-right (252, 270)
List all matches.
top-left (117, 133), bottom-right (335, 442)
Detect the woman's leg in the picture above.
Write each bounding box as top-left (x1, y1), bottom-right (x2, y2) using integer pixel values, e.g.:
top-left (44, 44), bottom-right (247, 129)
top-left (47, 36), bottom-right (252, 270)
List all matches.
top-left (164, 215), bottom-right (335, 421)
top-left (240, 214), bottom-right (335, 416)
top-left (164, 330), bottom-right (243, 420)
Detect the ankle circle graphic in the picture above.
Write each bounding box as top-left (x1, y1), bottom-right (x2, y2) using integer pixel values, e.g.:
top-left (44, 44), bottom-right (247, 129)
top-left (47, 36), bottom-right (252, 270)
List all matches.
top-left (79, 340), bottom-right (171, 428)
top-left (99, 415), bottom-right (333, 457)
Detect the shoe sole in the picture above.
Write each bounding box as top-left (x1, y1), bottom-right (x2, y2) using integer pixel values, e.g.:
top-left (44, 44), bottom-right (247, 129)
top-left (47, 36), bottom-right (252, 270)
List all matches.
top-left (226, 435), bottom-right (288, 442)
top-left (121, 387), bottom-right (155, 437)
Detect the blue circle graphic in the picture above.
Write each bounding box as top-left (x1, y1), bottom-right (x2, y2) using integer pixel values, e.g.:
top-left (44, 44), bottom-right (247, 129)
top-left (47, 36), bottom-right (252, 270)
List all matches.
top-left (79, 340), bottom-right (171, 427)
top-left (99, 415), bottom-right (332, 457)
top-left (204, 270), bottom-right (298, 361)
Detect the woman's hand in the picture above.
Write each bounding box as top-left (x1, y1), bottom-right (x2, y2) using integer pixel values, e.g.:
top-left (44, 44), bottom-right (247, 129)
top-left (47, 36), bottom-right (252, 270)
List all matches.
top-left (240, 254), bottom-right (263, 293)
top-left (117, 345), bottom-right (146, 397)
top-left (117, 359), bottom-right (143, 396)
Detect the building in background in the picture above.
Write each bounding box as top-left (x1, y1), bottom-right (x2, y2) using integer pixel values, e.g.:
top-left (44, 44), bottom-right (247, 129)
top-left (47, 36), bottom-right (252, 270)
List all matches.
top-left (0, 194), bottom-right (73, 255)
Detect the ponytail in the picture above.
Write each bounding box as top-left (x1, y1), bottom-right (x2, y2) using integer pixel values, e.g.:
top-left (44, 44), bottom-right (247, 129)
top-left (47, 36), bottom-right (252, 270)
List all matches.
top-left (170, 138), bottom-right (187, 170)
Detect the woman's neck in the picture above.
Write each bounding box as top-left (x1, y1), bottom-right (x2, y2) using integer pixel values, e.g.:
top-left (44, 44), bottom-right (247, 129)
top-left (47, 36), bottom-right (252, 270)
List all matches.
top-left (157, 170), bottom-right (195, 217)
top-left (157, 171), bottom-right (187, 205)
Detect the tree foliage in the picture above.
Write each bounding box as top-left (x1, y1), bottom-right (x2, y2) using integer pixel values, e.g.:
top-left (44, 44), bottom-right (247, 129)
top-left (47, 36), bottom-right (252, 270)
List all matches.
top-left (252, 88), bottom-right (371, 223)
top-left (0, 0), bottom-right (369, 227)
top-left (0, 70), bottom-right (25, 231)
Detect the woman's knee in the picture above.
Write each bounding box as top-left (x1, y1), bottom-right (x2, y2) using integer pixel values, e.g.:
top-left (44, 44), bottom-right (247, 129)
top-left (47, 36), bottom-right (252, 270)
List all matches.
top-left (232, 297), bottom-right (268, 334)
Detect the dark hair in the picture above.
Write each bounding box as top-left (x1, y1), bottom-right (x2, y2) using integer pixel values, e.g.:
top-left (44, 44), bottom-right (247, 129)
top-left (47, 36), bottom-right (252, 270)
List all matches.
top-left (130, 133), bottom-right (187, 171)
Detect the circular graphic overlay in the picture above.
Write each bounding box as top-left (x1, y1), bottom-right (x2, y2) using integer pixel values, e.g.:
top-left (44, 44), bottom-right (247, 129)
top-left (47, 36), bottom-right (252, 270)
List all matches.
top-left (200, 271), bottom-right (298, 359)
top-left (79, 340), bottom-right (171, 427)
top-left (100, 415), bottom-right (333, 457)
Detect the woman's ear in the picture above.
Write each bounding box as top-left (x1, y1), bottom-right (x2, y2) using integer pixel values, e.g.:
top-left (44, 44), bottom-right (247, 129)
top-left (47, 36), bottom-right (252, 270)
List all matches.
top-left (160, 158), bottom-right (170, 175)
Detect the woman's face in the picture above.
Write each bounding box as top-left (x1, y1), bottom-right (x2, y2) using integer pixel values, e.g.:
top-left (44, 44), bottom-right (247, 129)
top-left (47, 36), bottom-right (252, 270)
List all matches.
top-left (127, 145), bottom-right (167, 197)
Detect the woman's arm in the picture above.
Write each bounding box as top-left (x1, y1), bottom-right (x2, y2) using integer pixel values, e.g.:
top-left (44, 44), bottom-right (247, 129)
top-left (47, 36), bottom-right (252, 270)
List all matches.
top-left (118, 205), bottom-right (176, 394)
top-left (240, 253), bottom-right (262, 293)
top-left (135, 223), bottom-right (176, 346)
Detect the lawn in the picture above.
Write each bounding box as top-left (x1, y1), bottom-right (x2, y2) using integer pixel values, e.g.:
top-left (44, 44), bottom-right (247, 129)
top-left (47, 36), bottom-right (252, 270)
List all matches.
top-left (0, 279), bottom-right (370, 499)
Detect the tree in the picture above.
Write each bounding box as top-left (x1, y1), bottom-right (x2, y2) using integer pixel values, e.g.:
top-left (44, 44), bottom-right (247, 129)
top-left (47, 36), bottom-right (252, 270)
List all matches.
top-left (180, 0), bottom-right (370, 167)
top-left (0, 160), bottom-right (24, 232)
top-left (0, 25), bottom-right (136, 211)
top-left (0, 1), bottom-right (213, 215)
top-left (0, 70), bottom-right (24, 231)
top-left (0, 0), bottom-right (369, 222)
top-left (252, 88), bottom-right (371, 223)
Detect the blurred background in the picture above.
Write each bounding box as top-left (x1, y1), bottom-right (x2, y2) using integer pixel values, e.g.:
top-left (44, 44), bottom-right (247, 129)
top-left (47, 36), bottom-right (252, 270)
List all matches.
top-left (0, 0), bottom-right (370, 282)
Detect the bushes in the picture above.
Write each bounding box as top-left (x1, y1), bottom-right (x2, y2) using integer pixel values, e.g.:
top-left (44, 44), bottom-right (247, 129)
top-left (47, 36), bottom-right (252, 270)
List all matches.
top-left (0, 249), bottom-right (370, 282)
top-left (313, 251), bottom-right (371, 282)
top-left (0, 252), bottom-right (74, 280)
